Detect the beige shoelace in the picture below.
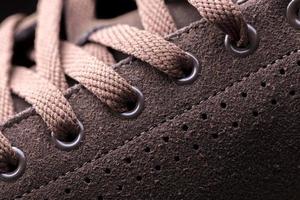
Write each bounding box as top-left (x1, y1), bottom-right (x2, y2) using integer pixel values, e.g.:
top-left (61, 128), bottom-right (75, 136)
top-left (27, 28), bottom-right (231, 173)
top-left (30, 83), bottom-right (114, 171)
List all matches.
top-left (0, 0), bottom-right (248, 175)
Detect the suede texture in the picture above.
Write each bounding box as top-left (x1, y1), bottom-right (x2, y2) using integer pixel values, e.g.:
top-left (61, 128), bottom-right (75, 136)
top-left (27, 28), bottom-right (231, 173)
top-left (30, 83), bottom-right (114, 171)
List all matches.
top-left (0, 0), bottom-right (299, 199)
top-left (21, 36), bottom-right (300, 200)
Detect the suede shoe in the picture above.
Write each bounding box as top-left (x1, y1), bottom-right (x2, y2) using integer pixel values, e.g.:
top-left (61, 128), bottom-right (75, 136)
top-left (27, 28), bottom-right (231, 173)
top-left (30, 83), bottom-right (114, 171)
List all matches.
top-left (0, 0), bottom-right (299, 199)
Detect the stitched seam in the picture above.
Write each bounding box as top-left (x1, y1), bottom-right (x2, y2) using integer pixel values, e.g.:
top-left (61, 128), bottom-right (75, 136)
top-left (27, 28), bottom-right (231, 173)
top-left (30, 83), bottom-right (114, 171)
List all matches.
top-left (15, 49), bottom-right (300, 199)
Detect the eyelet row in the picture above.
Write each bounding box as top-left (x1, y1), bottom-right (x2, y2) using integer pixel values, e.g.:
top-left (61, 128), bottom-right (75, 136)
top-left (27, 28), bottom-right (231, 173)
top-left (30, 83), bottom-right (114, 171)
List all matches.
top-left (3, 0), bottom-right (298, 182)
top-left (0, 51), bottom-right (199, 183)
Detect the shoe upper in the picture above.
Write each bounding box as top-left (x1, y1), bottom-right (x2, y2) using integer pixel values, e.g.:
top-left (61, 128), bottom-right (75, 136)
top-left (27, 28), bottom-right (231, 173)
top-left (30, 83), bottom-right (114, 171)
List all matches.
top-left (0, 0), bottom-right (299, 199)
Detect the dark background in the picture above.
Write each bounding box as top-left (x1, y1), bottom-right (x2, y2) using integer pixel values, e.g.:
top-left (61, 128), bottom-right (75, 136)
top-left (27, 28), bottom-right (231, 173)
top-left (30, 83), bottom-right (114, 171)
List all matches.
top-left (0, 0), bottom-right (136, 22)
top-left (0, 0), bottom-right (37, 22)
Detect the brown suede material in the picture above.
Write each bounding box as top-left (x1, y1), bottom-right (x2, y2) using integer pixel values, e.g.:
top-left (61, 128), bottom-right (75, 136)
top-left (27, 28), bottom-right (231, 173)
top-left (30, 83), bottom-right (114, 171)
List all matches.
top-left (19, 37), bottom-right (300, 200)
top-left (0, 0), bottom-right (299, 199)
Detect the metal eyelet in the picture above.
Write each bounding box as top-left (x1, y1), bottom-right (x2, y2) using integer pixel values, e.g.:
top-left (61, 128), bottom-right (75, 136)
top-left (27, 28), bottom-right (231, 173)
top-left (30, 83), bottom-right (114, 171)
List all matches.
top-left (224, 24), bottom-right (259, 57)
top-left (119, 86), bottom-right (144, 119)
top-left (51, 120), bottom-right (84, 151)
top-left (236, 0), bottom-right (248, 5)
top-left (0, 147), bottom-right (26, 182)
top-left (287, 0), bottom-right (300, 29)
top-left (175, 52), bottom-right (200, 85)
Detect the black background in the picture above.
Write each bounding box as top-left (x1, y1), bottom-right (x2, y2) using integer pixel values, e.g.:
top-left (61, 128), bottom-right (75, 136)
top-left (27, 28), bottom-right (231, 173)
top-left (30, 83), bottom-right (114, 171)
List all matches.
top-left (0, 0), bottom-right (37, 22)
top-left (0, 0), bottom-right (136, 22)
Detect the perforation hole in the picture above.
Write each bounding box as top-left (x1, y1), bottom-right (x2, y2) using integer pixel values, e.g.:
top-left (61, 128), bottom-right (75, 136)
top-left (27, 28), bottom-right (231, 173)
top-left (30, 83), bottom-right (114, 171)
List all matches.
top-left (289, 90), bottom-right (296, 96)
top-left (232, 122), bottom-right (239, 128)
top-left (97, 196), bottom-right (103, 200)
top-left (116, 185), bottom-right (123, 191)
top-left (84, 177), bottom-right (91, 184)
top-left (64, 188), bottom-right (71, 194)
top-left (261, 81), bottom-right (266, 87)
top-left (136, 176), bottom-right (142, 181)
top-left (174, 156), bottom-right (180, 162)
top-left (271, 99), bottom-right (277, 105)
top-left (193, 144), bottom-right (199, 150)
top-left (155, 165), bottom-right (161, 171)
top-left (124, 157), bottom-right (131, 164)
top-left (211, 133), bottom-right (219, 139)
top-left (201, 113), bottom-right (208, 120)
top-left (241, 92), bottom-right (247, 97)
top-left (144, 147), bottom-right (150, 153)
top-left (220, 102), bottom-right (227, 108)
top-left (279, 68), bottom-right (286, 75)
top-left (252, 110), bottom-right (259, 117)
top-left (104, 168), bottom-right (111, 174)
top-left (162, 136), bottom-right (169, 142)
top-left (297, 60), bottom-right (300, 66)
top-left (181, 124), bottom-right (189, 131)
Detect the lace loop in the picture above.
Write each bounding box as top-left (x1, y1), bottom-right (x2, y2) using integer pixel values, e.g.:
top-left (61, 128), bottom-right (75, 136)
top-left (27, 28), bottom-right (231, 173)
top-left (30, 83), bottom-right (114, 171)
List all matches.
top-left (88, 24), bottom-right (188, 78)
top-left (118, 86), bottom-right (145, 119)
top-left (0, 147), bottom-right (26, 182)
top-left (175, 52), bottom-right (201, 85)
top-left (61, 42), bottom-right (137, 113)
top-left (51, 120), bottom-right (85, 151)
top-left (11, 67), bottom-right (81, 141)
top-left (187, 0), bottom-right (249, 46)
top-left (224, 24), bottom-right (259, 57)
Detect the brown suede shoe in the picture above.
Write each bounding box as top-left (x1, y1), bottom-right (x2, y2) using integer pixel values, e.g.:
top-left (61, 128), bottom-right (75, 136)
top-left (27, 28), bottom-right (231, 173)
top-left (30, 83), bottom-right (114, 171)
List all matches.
top-left (0, 0), bottom-right (299, 199)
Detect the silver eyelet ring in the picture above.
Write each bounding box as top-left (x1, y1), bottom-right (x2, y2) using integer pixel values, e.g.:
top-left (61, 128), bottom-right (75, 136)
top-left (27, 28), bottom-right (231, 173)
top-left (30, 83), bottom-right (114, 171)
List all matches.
top-left (237, 0), bottom-right (248, 5)
top-left (119, 86), bottom-right (144, 119)
top-left (287, 0), bottom-right (300, 29)
top-left (0, 147), bottom-right (26, 182)
top-left (51, 120), bottom-right (84, 151)
top-left (224, 24), bottom-right (259, 57)
top-left (175, 52), bottom-right (200, 85)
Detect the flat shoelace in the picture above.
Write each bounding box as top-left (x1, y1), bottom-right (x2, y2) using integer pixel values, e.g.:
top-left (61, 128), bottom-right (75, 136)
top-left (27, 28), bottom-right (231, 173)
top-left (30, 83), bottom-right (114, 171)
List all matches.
top-left (0, 0), bottom-right (248, 174)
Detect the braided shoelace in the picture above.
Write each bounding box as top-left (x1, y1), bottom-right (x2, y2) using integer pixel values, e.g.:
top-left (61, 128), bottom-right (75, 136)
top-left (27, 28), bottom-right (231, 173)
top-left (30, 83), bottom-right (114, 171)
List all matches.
top-left (0, 0), bottom-right (249, 178)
